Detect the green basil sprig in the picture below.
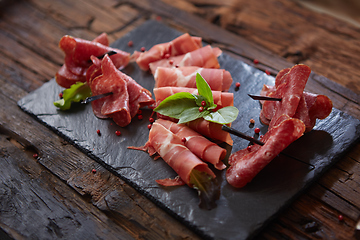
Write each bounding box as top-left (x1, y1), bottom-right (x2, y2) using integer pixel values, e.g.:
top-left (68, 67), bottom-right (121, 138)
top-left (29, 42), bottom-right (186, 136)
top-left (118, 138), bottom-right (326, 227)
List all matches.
top-left (54, 82), bottom-right (92, 110)
top-left (154, 73), bottom-right (239, 124)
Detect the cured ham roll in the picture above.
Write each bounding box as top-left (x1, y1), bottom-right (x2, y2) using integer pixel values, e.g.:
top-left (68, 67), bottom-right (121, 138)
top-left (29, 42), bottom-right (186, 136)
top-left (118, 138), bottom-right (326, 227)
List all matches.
top-left (135, 33), bottom-right (202, 71)
top-left (56, 33), bottom-right (130, 88)
top-left (260, 65), bottom-right (332, 131)
top-left (88, 55), bottom-right (154, 127)
top-left (226, 117), bottom-right (306, 188)
top-left (156, 119), bottom-right (227, 170)
top-left (186, 119), bottom-right (233, 146)
top-left (153, 87), bottom-right (233, 109)
top-left (154, 66), bottom-right (233, 91)
top-left (149, 45), bottom-right (222, 74)
top-left (147, 122), bottom-right (216, 186)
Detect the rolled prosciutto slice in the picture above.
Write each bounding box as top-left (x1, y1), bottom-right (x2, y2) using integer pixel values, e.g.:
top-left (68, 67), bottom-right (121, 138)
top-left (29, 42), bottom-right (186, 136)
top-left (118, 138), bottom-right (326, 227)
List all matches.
top-left (186, 119), bottom-right (233, 146)
top-left (226, 117), bottom-right (306, 188)
top-left (149, 45), bottom-right (222, 74)
top-left (89, 55), bottom-right (154, 127)
top-left (153, 87), bottom-right (233, 110)
top-left (146, 122), bottom-right (216, 186)
top-left (156, 119), bottom-right (227, 170)
top-left (154, 66), bottom-right (233, 91)
top-left (135, 33), bottom-right (202, 71)
top-left (56, 33), bottom-right (130, 88)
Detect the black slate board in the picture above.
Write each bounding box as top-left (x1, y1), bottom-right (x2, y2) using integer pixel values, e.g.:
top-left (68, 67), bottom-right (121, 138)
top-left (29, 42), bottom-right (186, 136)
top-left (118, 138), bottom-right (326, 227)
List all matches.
top-left (18, 20), bottom-right (360, 240)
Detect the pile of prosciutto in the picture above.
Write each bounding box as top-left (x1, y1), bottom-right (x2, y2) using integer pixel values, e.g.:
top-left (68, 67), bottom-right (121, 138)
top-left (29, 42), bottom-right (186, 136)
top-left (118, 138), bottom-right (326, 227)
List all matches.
top-left (131, 33), bottom-right (235, 188)
top-left (226, 64), bottom-right (333, 188)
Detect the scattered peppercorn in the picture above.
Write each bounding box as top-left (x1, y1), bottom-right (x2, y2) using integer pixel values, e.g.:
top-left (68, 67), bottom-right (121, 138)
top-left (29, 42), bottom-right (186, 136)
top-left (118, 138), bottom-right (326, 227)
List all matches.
top-left (175, 64), bottom-right (179, 68)
top-left (147, 124), bottom-right (152, 130)
top-left (181, 137), bottom-right (186, 143)
top-left (127, 40), bottom-right (133, 47)
top-left (247, 146), bottom-right (251, 151)
top-left (265, 70), bottom-right (271, 75)
top-left (254, 128), bottom-right (261, 134)
top-left (250, 118), bottom-right (255, 124)
top-left (338, 214), bottom-right (344, 221)
top-left (33, 153), bottom-right (38, 159)
top-left (91, 169), bottom-right (97, 174)
top-left (140, 47), bottom-right (145, 52)
top-left (164, 53), bottom-right (170, 59)
top-left (156, 15), bottom-right (162, 21)
top-left (138, 115), bottom-right (143, 120)
top-left (96, 129), bottom-right (101, 135)
top-left (115, 130), bottom-right (121, 136)
top-left (149, 117), bottom-right (154, 123)
top-left (199, 106), bottom-right (204, 112)
top-left (235, 82), bottom-right (240, 88)
top-left (169, 60), bottom-right (174, 65)
top-left (201, 100), bottom-right (206, 106)
top-left (253, 59), bottom-right (259, 64)
top-left (137, 109), bottom-right (142, 115)
top-left (59, 92), bottom-right (63, 98)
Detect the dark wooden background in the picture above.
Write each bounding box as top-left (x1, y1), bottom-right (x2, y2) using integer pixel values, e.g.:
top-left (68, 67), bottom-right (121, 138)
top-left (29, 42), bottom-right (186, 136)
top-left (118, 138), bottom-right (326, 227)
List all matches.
top-left (1, 0), bottom-right (359, 239)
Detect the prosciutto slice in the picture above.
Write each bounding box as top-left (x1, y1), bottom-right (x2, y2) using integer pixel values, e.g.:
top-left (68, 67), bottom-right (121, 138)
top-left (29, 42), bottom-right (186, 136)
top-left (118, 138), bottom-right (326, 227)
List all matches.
top-left (153, 87), bottom-right (233, 110)
top-left (135, 33), bottom-right (202, 71)
top-left (259, 65), bottom-right (332, 131)
top-left (149, 45), bottom-right (222, 74)
top-left (226, 117), bottom-right (306, 188)
top-left (154, 66), bottom-right (233, 91)
top-left (146, 122), bottom-right (216, 186)
top-left (56, 33), bottom-right (130, 88)
top-left (156, 119), bottom-right (227, 170)
top-left (89, 55), bottom-right (154, 127)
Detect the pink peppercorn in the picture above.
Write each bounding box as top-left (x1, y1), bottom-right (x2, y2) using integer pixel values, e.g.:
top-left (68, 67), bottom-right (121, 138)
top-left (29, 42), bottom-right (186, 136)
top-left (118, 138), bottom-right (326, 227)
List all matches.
top-left (96, 129), bottom-right (101, 135)
top-left (253, 59), bottom-right (259, 64)
top-left (33, 153), bottom-right (38, 159)
top-left (138, 115), bottom-right (143, 120)
top-left (147, 124), bottom-right (152, 130)
top-left (265, 70), bottom-right (270, 75)
top-left (181, 137), bottom-right (186, 143)
top-left (115, 130), bottom-right (121, 136)
top-left (149, 117), bottom-right (154, 123)
top-left (250, 118), bottom-right (255, 124)
top-left (199, 106), bottom-right (204, 112)
top-left (254, 128), bottom-right (260, 134)
top-left (235, 82), bottom-right (241, 88)
top-left (338, 214), bottom-right (344, 221)
top-left (140, 47), bottom-right (145, 52)
top-left (201, 101), bottom-right (206, 106)
top-left (127, 40), bottom-right (133, 47)
top-left (92, 169), bottom-right (97, 174)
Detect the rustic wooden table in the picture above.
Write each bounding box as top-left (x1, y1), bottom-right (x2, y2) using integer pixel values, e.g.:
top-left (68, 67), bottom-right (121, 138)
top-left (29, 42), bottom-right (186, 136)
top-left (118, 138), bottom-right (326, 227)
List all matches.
top-left (1, 0), bottom-right (360, 239)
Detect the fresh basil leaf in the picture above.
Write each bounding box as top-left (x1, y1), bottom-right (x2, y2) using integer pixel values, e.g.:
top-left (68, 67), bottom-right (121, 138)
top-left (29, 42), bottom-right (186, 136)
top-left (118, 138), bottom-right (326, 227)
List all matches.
top-left (203, 106), bottom-right (239, 124)
top-left (54, 82), bottom-right (91, 110)
top-left (178, 107), bottom-right (209, 124)
top-left (193, 94), bottom-right (206, 106)
top-left (154, 92), bottom-right (197, 118)
top-left (196, 73), bottom-right (213, 105)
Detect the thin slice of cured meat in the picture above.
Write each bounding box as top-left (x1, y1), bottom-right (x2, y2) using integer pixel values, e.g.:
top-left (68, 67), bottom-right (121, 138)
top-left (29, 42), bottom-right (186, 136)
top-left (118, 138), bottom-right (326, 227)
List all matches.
top-left (56, 33), bottom-right (130, 88)
top-left (135, 33), bottom-right (202, 71)
top-left (186, 119), bottom-right (233, 146)
top-left (89, 55), bottom-right (154, 127)
top-left (146, 122), bottom-right (216, 186)
top-left (156, 119), bottom-right (227, 170)
top-left (261, 64), bottom-right (311, 128)
top-left (259, 66), bottom-right (332, 131)
top-left (154, 66), bottom-right (233, 91)
top-left (226, 117), bottom-right (306, 188)
top-left (149, 45), bottom-right (222, 74)
top-left (153, 87), bottom-right (233, 110)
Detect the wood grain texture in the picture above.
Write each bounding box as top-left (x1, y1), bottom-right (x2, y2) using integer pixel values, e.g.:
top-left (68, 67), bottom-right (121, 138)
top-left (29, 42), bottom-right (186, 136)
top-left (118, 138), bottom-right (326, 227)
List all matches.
top-left (0, 0), bottom-right (359, 239)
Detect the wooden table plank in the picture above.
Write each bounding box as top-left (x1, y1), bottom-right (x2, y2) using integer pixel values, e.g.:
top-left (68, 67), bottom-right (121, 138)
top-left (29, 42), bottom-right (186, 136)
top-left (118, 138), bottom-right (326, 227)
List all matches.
top-left (0, 0), bottom-right (359, 239)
